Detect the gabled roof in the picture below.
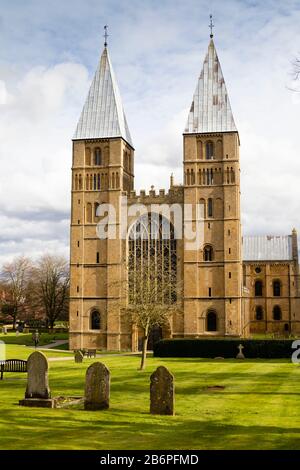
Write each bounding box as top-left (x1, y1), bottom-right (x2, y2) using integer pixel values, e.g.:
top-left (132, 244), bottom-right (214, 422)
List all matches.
top-left (73, 47), bottom-right (133, 147)
top-left (184, 39), bottom-right (237, 134)
top-left (242, 235), bottom-right (293, 261)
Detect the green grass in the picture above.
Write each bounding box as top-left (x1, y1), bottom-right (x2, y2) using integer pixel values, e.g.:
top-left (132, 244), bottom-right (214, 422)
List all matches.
top-left (1, 345), bottom-right (300, 450)
top-left (0, 332), bottom-right (68, 346)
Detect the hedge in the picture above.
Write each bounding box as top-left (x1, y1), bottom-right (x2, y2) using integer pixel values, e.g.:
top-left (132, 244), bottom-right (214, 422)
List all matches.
top-left (153, 338), bottom-right (297, 359)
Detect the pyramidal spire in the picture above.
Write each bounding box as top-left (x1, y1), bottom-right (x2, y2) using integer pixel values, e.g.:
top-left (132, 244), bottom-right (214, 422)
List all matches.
top-left (184, 38), bottom-right (237, 134)
top-left (74, 46), bottom-right (133, 147)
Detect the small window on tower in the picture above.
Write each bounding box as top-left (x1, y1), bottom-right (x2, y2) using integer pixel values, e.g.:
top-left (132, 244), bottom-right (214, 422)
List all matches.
top-left (95, 148), bottom-right (102, 166)
top-left (208, 198), bottom-right (213, 217)
top-left (96, 252), bottom-right (100, 264)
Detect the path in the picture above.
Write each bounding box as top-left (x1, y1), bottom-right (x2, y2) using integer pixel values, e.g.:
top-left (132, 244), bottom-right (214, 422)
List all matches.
top-left (47, 351), bottom-right (142, 362)
top-left (38, 340), bottom-right (69, 349)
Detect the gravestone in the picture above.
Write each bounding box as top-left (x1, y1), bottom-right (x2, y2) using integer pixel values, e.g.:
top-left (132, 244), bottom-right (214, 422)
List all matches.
top-left (74, 350), bottom-right (84, 363)
top-left (2, 326), bottom-right (7, 335)
top-left (150, 366), bottom-right (174, 416)
top-left (19, 351), bottom-right (56, 408)
top-left (84, 362), bottom-right (110, 410)
top-left (236, 344), bottom-right (245, 359)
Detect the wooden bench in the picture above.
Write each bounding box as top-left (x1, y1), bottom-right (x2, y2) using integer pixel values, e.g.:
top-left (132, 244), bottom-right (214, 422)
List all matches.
top-left (87, 349), bottom-right (97, 358)
top-left (0, 359), bottom-right (27, 380)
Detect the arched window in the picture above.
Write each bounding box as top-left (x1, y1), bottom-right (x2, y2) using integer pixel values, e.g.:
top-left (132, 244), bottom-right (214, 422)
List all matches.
top-left (91, 310), bottom-right (101, 330)
top-left (255, 306), bottom-right (263, 321)
top-left (85, 148), bottom-right (91, 166)
top-left (204, 245), bottom-right (213, 261)
top-left (97, 174), bottom-right (101, 190)
top-left (75, 174), bottom-right (78, 190)
top-left (273, 306), bottom-right (282, 321)
top-left (273, 280), bottom-right (281, 297)
top-left (197, 140), bottom-right (203, 159)
top-left (191, 169), bottom-right (195, 185)
top-left (255, 280), bottom-right (263, 297)
top-left (231, 168), bottom-right (235, 183)
top-left (206, 310), bottom-right (217, 331)
top-left (94, 202), bottom-right (99, 219)
top-left (93, 174), bottom-right (97, 190)
top-left (78, 175), bottom-right (82, 190)
top-left (205, 141), bottom-right (214, 160)
top-left (128, 214), bottom-right (177, 305)
top-left (208, 198), bottom-right (213, 217)
top-left (95, 148), bottom-right (102, 166)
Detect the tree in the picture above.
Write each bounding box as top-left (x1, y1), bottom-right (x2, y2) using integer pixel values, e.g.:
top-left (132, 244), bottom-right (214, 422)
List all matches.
top-left (33, 255), bottom-right (69, 330)
top-left (0, 256), bottom-right (32, 328)
top-left (126, 238), bottom-right (181, 370)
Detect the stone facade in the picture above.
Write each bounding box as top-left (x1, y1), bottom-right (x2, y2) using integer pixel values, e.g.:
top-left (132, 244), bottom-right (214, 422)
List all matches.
top-left (69, 39), bottom-right (300, 351)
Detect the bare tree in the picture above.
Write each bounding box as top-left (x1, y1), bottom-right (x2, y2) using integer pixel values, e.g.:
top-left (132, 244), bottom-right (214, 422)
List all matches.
top-left (0, 256), bottom-right (32, 328)
top-left (33, 255), bottom-right (69, 330)
top-left (126, 252), bottom-right (181, 370)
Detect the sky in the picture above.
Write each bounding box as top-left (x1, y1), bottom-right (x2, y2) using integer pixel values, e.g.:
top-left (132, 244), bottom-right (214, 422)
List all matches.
top-left (0, 0), bottom-right (300, 264)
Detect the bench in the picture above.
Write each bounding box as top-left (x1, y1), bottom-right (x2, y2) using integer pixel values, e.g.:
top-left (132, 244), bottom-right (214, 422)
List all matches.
top-left (0, 359), bottom-right (27, 380)
top-left (74, 349), bottom-right (97, 358)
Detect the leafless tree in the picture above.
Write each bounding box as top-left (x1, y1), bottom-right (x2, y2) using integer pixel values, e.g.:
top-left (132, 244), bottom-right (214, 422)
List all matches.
top-left (32, 255), bottom-right (69, 330)
top-left (126, 254), bottom-right (181, 370)
top-left (0, 256), bottom-right (32, 328)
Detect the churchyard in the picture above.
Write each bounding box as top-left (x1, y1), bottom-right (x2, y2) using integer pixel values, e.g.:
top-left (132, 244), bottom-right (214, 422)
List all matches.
top-left (1, 344), bottom-right (300, 450)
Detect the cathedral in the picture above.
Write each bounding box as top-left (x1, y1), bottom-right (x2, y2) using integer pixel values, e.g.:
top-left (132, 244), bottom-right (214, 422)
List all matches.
top-left (69, 32), bottom-right (300, 351)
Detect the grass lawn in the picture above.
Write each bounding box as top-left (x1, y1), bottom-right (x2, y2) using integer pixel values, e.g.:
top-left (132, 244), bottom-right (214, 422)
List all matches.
top-left (0, 332), bottom-right (68, 347)
top-left (0, 345), bottom-right (300, 450)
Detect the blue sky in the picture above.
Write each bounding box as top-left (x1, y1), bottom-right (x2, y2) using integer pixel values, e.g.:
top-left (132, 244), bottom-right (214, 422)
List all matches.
top-left (0, 0), bottom-right (300, 263)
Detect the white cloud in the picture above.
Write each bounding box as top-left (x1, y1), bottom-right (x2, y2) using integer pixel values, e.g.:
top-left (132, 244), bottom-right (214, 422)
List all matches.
top-left (0, 0), bottom-right (300, 263)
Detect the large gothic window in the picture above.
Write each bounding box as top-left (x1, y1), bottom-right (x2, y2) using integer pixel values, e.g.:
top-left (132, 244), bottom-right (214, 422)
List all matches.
top-left (128, 214), bottom-right (177, 305)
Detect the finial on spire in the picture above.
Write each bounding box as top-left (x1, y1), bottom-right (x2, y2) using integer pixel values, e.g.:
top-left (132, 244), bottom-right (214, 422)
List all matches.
top-left (104, 25), bottom-right (109, 48)
top-left (209, 15), bottom-right (214, 38)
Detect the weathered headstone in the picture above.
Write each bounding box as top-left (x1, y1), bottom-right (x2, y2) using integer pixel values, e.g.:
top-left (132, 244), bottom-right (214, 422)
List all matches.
top-left (74, 350), bottom-right (84, 363)
top-left (2, 326), bottom-right (7, 335)
top-left (19, 351), bottom-right (56, 408)
top-left (84, 362), bottom-right (110, 410)
top-left (150, 366), bottom-right (174, 416)
top-left (236, 344), bottom-right (245, 359)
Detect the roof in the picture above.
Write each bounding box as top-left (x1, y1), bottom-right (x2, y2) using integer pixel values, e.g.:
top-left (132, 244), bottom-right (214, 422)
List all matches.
top-left (184, 39), bottom-right (237, 134)
top-left (73, 47), bottom-right (133, 147)
top-left (242, 235), bottom-right (293, 262)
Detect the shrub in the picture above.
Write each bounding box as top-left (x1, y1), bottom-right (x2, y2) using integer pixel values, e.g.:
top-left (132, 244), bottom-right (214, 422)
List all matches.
top-left (153, 338), bottom-right (296, 358)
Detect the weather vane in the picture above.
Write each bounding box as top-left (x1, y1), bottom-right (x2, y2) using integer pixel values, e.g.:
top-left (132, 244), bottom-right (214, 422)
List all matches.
top-left (209, 15), bottom-right (214, 38)
top-left (104, 25), bottom-right (109, 47)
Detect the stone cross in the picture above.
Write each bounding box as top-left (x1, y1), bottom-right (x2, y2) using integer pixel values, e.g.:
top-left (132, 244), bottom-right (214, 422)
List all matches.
top-left (150, 366), bottom-right (174, 416)
top-left (236, 343), bottom-right (245, 359)
top-left (25, 351), bottom-right (51, 399)
top-left (74, 350), bottom-right (84, 363)
top-left (84, 362), bottom-right (110, 410)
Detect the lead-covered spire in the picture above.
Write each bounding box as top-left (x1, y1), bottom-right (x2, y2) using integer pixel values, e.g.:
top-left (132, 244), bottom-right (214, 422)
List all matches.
top-left (74, 46), bottom-right (133, 147)
top-left (184, 39), bottom-right (237, 134)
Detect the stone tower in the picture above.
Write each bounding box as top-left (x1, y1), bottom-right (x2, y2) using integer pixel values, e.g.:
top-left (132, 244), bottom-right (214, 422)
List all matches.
top-left (69, 44), bottom-right (134, 351)
top-left (183, 38), bottom-right (243, 337)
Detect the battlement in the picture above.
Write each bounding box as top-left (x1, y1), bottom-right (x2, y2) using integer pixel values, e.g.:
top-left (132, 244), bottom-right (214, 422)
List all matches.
top-left (126, 185), bottom-right (183, 204)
